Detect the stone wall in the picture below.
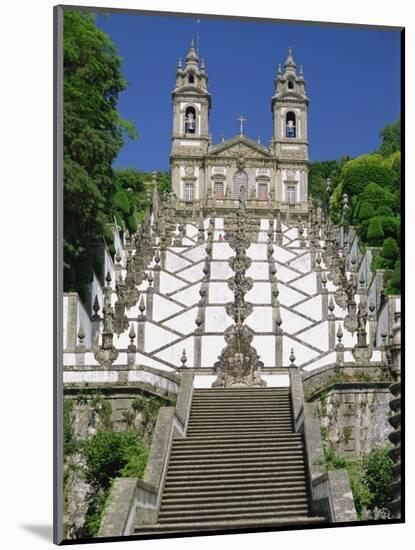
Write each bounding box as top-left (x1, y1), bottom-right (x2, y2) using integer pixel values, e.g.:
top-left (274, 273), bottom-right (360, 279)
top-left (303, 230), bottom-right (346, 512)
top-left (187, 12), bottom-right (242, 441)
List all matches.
top-left (315, 386), bottom-right (392, 458)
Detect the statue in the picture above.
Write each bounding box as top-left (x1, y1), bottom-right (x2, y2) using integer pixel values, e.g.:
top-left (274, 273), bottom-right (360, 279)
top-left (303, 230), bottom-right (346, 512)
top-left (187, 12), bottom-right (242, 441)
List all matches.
top-left (185, 111), bottom-right (195, 133)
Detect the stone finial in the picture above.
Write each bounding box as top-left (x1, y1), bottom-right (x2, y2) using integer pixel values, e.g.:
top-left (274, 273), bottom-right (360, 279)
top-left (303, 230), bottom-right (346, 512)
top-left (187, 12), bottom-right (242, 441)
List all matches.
top-left (115, 249), bottom-right (122, 265)
top-left (328, 295), bottom-right (335, 314)
top-left (129, 323), bottom-right (136, 345)
top-left (105, 271), bottom-right (112, 286)
top-left (336, 324), bottom-right (343, 346)
top-left (316, 252), bottom-right (322, 267)
top-left (154, 249), bottom-right (161, 271)
top-left (92, 295), bottom-right (100, 319)
top-left (147, 271), bottom-right (153, 287)
top-left (369, 300), bottom-right (375, 315)
top-left (77, 324), bottom-right (85, 345)
top-left (180, 349), bottom-right (187, 367)
top-left (289, 348), bottom-right (296, 366)
top-left (322, 271), bottom-right (327, 289)
top-left (277, 63), bottom-right (282, 75)
top-left (381, 329), bottom-right (388, 346)
top-left (359, 271), bottom-right (365, 289)
top-left (177, 56), bottom-right (182, 69)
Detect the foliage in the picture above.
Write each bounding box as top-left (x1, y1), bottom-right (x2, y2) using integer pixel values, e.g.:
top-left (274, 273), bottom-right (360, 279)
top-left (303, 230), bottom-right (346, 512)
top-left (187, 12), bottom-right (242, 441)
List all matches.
top-left (366, 217), bottom-right (384, 246)
top-left (112, 189), bottom-right (132, 215)
top-left (362, 447), bottom-right (394, 511)
top-left (377, 118), bottom-right (401, 157)
top-left (82, 430), bottom-right (148, 490)
top-left (357, 201), bottom-right (375, 221)
top-left (322, 445), bottom-right (394, 518)
top-left (382, 237), bottom-right (399, 262)
top-left (63, 11), bottom-right (137, 295)
top-left (341, 154), bottom-right (396, 198)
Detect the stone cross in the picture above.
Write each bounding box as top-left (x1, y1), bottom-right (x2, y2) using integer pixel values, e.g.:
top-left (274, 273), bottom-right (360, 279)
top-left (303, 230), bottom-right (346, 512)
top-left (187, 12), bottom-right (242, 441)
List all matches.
top-left (237, 115), bottom-right (246, 135)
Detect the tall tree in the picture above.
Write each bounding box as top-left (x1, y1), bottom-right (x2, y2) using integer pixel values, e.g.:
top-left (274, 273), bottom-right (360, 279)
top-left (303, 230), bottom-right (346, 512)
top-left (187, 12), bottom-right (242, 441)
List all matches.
top-left (63, 11), bottom-right (137, 294)
top-left (377, 117), bottom-right (401, 157)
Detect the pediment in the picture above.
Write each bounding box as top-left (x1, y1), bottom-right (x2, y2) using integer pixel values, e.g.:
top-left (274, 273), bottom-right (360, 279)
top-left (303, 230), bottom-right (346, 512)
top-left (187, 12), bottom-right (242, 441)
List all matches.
top-left (209, 136), bottom-right (273, 159)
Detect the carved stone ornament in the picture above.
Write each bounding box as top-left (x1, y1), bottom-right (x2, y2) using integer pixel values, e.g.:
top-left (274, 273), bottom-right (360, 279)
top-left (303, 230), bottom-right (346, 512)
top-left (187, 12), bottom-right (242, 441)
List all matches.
top-left (334, 288), bottom-right (348, 309)
top-left (344, 313), bottom-right (358, 333)
top-left (352, 344), bottom-right (373, 365)
top-left (212, 322), bottom-right (266, 388)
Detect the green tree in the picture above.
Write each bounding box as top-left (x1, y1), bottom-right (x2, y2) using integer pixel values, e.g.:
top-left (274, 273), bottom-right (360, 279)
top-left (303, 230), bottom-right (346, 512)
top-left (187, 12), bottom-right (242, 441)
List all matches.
top-left (341, 154), bottom-right (396, 197)
top-left (63, 11), bottom-right (137, 294)
top-left (367, 217), bottom-right (384, 246)
top-left (362, 447), bottom-right (394, 512)
top-left (378, 118), bottom-right (401, 157)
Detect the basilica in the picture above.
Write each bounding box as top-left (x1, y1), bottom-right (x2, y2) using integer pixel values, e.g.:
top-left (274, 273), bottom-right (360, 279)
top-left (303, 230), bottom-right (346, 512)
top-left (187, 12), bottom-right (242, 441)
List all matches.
top-left (170, 42), bottom-right (309, 217)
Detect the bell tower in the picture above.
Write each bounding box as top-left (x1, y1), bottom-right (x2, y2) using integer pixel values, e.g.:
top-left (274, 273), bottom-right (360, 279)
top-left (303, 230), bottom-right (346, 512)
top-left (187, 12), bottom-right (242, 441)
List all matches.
top-left (170, 40), bottom-right (211, 202)
top-left (271, 48), bottom-right (309, 205)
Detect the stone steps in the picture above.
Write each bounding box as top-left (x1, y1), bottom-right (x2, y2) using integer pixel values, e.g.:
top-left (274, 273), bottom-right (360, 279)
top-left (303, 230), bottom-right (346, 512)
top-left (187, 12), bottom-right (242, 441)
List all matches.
top-left (141, 387), bottom-right (319, 529)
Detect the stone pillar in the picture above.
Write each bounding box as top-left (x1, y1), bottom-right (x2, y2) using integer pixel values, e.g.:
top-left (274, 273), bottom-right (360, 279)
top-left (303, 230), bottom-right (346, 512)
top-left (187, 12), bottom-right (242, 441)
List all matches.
top-left (91, 294), bottom-right (101, 350)
top-left (65, 293), bottom-right (78, 352)
top-left (146, 280), bottom-right (154, 321)
top-left (127, 323), bottom-right (137, 367)
top-left (194, 307), bottom-right (204, 369)
top-left (328, 296), bottom-right (336, 350)
top-left (335, 324), bottom-right (344, 365)
top-left (137, 295), bottom-right (146, 352)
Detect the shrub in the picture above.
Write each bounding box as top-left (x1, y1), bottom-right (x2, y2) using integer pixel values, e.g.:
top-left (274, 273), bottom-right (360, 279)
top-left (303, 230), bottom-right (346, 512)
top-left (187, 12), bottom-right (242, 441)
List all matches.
top-left (386, 260), bottom-right (401, 295)
top-left (362, 447), bottom-right (394, 512)
top-left (341, 155), bottom-right (396, 197)
top-left (367, 217), bottom-right (384, 246)
top-left (113, 189), bottom-right (132, 215)
top-left (382, 237), bottom-right (399, 261)
top-left (358, 182), bottom-right (395, 212)
top-left (127, 213), bottom-right (138, 233)
top-left (357, 201), bottom-right (375, 221)
top-left (82, 431), bottom-right (149, 490)
top-left (376, 206), bottom-right (394, 217)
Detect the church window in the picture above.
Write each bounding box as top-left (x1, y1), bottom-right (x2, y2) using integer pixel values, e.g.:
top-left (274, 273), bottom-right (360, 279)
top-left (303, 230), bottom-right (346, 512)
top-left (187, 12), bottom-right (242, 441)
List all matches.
top-left (287, 185), bottom-right (296, 203)
top-left (233, 170), bottom-right (248, 199)
top-left (214, 182), bottom-right (224, 199)
top-left (288, 79), bottom-right (295, 90)
top-left (286, 111), bottom-right (296, 138)
top-left (184, 106), bottom-right (196, 134)
top-left (184, 182), bottom-right (194, 202)
top-left (258, 183), bottom-right (268, 200)
top-left (188, 74), bottom-right (195, 84)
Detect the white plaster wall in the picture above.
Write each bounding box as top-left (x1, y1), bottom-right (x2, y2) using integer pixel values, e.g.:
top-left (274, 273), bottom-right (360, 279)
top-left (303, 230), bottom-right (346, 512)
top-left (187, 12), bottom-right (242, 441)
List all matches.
top-left (155, 336), bottom-right (195, 368)
top-left (275, 246), bottom-right (296, 263)
top-left (201, 335), bottom-right (225, 366)
top-left (160, 272), bottom-right (187, 294)
top-left (246, 282), bottom-right (271, 304)
top-left (290, 272), bottom-right (317, 295)
top-left (182, 244), bottom-right (206, 262)
top-left (135, 352), bottom-right (175, 372)
top-left (246, 307), bottom-right (273, 332)
top-left (205, 306), bottom-right (232, 332)
top-left (212, 242), bottom-right (233, 260)
top-left (252, 335), bottom-right (275, 366)
top-left (282, 336), bottom-right (320, 366)
top-left (297, 322), bottom-right (329, 352)
top-left (165, 251), bottom-right (191, 272)
top-left (152, 294), bottom-right (184, 322)
top-left (280, 307), bottom-right (311, 333)
top-left (277, 284), bottom-right (304, 307)
top-left (262, 375), bottom-right (290, 387)
top-left (63, 371), bottom-right (118, 383)
top-left (178, 262), bottom-right (204, 283)
top-left (289, 253), bottom-right (311, 273)
top-left (249, 243), bottom-right (267, 261)
top-left (128, 370), bottom-right (179, 393)
top-left (144, 323), bottom-right (179, 353)
top-left (246, 262), bottom-right (269, 280)
top-left (210, 261), bottom-right (233, 280)
top-left (275, 264), bottom-right (298, 283)
top-left (172, 283), bottom-right (202, 306)
top-left (209, 282), bottom-right (233, 303)
top-left (194, 375), bottom-right (217, 388)
top-left (293, 295), bottom-right (322, 321)
top-left (163, 307), bottom-right (198, 335)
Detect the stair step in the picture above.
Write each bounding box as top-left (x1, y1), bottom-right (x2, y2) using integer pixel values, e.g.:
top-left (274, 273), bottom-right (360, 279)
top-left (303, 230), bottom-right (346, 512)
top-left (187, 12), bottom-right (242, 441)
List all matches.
top-left (170, 449), bottom-right (304, 459)
top-left (187, 428), bottom-right (293, 435)
top-left (173, 433), bottom-right (302, 443)
top-left (158, 506), bottom-right (310, 522)
top-left (171, 442), bottom-right (303, 452)
top-left (162, 488), bottom-right (307, 502)
top-left (163, 483), bottom-right (307, 497)
top-left (134, 516), bottom-right (325, 534)
top-left (160, 497), bottom-right (309, 511)
top-left (169, 453), bottom-right (304, 463)
top-left (164, 476), bottom-right (307, 488)
top-left (166, 469), bottom-right (306, 481)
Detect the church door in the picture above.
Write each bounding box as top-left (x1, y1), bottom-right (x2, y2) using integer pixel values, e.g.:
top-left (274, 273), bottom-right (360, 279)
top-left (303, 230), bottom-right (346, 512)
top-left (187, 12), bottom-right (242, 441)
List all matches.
top-left (233, 171), bottom-right (248, 199)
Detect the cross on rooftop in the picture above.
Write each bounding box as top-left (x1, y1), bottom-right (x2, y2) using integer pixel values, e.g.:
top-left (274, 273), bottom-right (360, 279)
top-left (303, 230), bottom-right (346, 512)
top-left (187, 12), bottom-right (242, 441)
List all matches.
top-left (237, 115), bottom-right (247, 135)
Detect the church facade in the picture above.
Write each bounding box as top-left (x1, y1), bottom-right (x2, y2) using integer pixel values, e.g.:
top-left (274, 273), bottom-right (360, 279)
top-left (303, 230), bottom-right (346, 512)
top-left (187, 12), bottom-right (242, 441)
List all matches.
top-left (170, 42), bottom-right (309, 217)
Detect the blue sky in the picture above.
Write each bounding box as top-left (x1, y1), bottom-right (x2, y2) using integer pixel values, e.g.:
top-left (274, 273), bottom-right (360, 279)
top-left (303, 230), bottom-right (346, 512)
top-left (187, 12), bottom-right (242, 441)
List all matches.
top-left (94, 12), bottom-right (401, 172)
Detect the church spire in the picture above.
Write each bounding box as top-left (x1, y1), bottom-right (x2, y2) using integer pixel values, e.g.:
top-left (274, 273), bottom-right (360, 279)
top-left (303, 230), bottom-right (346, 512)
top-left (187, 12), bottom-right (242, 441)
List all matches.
top-left (284, 47), bottom-right (297, 75)
top-left (185, 38), bottom-right (199, 69)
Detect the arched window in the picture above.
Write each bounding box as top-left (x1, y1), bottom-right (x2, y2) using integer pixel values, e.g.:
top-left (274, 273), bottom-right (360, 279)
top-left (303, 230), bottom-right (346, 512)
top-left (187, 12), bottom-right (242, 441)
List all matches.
top-left (188, 74), bottom-right (195, 84)
top-left (288, 79), bottom-right (295, 90)
top-left (286, 111), bottom-right (296, 138)
top-left (233, 171), bottom-right (248, 199)
top-left (184, 106), bottom-right (196, 134)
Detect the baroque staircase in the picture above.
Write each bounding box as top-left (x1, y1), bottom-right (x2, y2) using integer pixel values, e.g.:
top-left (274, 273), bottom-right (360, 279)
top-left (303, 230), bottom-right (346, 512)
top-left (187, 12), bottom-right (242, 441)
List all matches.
top-left (134, 387), bottom-right (323, 533)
